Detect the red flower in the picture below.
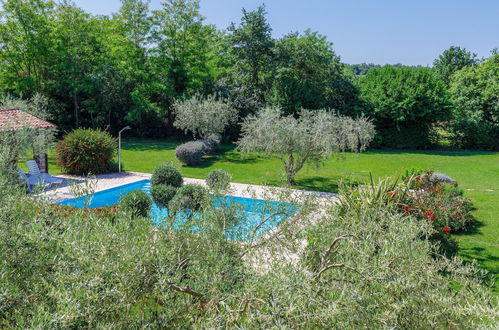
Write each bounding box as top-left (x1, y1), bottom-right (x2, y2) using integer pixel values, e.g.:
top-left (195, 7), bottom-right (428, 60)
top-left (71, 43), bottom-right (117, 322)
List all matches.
top-left (457, 216), bottom-right (462, 219)
top-left (436, 203), bottom-right (442, 207)
top-left (467, 198), bottom-right (472, 201)
top-left (429, 215), bottom-right (436, 221)
top-left (443, 227), bottom-right (451, 234)
top-left (389, 191), bottom-right (397, 196)
top-left (403, 205), bottom-right (409, 214)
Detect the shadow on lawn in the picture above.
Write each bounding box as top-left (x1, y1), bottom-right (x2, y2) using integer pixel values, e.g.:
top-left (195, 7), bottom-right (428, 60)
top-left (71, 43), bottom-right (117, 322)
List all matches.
top-left (368, 149), bottom-right (497, 157)
top-left (122, 139), bottom-right (180, 151)
top-left (189, 147), bottom-right (264, 168)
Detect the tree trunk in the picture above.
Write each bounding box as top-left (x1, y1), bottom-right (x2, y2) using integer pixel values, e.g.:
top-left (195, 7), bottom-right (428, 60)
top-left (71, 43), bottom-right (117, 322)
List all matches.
top-left (73, 93), bottom-right (79, 128)
top-left (285, 153), bottom-right (297, 185)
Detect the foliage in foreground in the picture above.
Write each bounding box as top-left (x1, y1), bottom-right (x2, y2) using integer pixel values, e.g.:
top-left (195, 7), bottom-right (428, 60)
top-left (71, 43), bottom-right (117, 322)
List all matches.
top-left (0, 175), bottom-right (496, 327)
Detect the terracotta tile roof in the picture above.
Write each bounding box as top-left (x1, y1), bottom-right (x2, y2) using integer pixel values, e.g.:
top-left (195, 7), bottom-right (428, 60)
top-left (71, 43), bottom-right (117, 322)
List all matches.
top-left (0, 108), bottom-right (55, 131)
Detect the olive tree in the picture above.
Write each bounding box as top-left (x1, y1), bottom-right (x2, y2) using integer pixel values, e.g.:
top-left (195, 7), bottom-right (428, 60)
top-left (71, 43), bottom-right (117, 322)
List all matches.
top-left (172, 94), bottom-right (238, 138)
top-left (237, 107), bottom-right (375, 185)
top-left (0, 94), bottom-right (56, 175)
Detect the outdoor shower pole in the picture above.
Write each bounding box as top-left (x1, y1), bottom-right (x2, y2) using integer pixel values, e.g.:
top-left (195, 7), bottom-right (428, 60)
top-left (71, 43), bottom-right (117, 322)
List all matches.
top-left (118, 126), bottom-right (131, 173)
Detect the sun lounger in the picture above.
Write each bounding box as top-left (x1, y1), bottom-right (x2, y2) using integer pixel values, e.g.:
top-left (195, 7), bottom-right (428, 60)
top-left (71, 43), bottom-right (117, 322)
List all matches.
top-left (26, 160), bottom-right (63, 186)
top-left (17, 168), bottom-right (51, 192)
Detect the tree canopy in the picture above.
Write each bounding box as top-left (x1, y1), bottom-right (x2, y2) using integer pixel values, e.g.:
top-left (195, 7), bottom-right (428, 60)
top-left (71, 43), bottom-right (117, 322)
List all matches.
top-left (357, 66), bottom-right (450, 148)
top-left (237, 107), bottom-right (375, 185)
top-left (449, 52), bottom-right (499, 149)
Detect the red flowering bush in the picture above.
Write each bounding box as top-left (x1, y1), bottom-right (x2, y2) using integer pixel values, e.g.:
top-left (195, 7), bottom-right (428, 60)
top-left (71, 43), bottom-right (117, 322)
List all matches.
top-left (400, 171), bottom-right (474, 235)
top-left (56, 129), bottom-right (117, 175)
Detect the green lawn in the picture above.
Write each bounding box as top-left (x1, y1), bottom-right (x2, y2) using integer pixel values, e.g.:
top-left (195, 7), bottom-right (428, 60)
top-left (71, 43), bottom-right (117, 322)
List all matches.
top-left (42, 139), bottom-right (499, 291)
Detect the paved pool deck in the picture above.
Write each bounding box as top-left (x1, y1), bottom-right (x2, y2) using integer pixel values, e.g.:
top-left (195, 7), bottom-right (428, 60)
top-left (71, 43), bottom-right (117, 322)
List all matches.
top-left (44, 171), bottom-right (339, 203)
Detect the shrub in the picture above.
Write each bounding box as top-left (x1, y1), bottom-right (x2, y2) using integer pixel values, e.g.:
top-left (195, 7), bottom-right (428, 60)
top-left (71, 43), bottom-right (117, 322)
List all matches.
top-left (175, 141), bottom-right (206, 166)
top-left (120, 190), bottom-right (152, 218)
top-left (205, 169), bottom-right (231, 194)
top-left (55, 128), bottom-right (117, 175)
top-left (401, 183), bottom-right (474, 233)
top-left (201, 133), bottom-right (222, 153)
top-left (151, 163), bottom-right (183, 187)
top-left (301, 205), bottom-right (494, 328)
top-left (168, 184), bottom-right (210, 214)
top-left (338, 174), bottom-right (461, 256)
top-left (151, 184), bottom-right (178, 208)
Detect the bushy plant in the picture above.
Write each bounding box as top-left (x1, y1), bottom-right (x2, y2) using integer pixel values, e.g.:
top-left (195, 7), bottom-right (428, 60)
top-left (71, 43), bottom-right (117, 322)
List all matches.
top-left (0, 174), bottom-right (496, 328)
top-left (151, 184), bottom-right (178, 208)
top-left (168, 184), bottom-right (210, 214)
top-left (151, 163), bottom-right (183, 187)
top-left (401, 183), bottom-right (474, 234)
top-left (120, 190), bottom-right (152, 217)
top-left (449, 53), bottom-right (499, 150)
top-left (206, 169), bottom-right (232, 194)
top-left (55, 128), bottom-right (117, 175)
top-left (300, 205), bottom-right (495, 328)
top-left (201, 133), bottom-right (222, 153)
top-left (175, 141), bottom-right (206, 166)
top-left (172, 94), bottom-right (237, 138)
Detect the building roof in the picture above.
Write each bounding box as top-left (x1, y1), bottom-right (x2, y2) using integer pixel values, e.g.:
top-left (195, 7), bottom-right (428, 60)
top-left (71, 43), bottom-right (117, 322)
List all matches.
top-left (0, 108), bottom-right (55, 131)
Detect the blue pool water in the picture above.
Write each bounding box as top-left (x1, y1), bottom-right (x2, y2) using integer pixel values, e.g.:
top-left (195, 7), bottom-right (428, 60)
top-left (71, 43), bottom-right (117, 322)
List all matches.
top-left (58, 180), bottom-right (297, 240)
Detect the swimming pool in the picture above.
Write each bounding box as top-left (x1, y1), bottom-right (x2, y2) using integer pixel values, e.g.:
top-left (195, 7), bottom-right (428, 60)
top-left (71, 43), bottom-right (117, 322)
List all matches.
top-left (58, 180), bottom-right (297, 240)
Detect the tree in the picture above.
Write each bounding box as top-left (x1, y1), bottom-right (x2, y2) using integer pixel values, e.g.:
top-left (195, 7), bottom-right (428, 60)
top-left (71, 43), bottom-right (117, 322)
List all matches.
top-left (227, 5), bottom-right (274, 104)
top-left (449, 52), bottom-right (498, 150)
top-left (433, 46), bottom-right (478, 85)
top-left (172, 94), bottom-right (237, 138)
top-left (269, 30), bottom-right (356, 116)
top-left (152, 0), bottom-right (220, 96)
top-left (0, 94), bottom-right (56, 173)
top-left (0, 0), bottom-right (55, 93)
top-left (358, 66), bottom-right (450, 148)
top-left (237, 107), bottom-right (375, 185)
top-left (49, 2), bottom-right (105, 128)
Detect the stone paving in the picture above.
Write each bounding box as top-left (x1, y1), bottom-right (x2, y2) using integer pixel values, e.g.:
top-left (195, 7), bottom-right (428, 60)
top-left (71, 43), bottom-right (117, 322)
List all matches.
top-left (44, 171), bottom-right (339, 203)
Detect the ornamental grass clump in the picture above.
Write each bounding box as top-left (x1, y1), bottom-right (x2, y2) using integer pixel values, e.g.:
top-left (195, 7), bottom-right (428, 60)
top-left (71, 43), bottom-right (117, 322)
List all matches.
top-left (55, 128), bottom-right (117, 175)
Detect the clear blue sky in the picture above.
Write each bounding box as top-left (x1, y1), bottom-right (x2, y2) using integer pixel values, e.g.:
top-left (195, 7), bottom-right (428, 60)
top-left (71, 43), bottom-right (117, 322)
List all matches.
top-left (76, 0), bottom-right (498, 65)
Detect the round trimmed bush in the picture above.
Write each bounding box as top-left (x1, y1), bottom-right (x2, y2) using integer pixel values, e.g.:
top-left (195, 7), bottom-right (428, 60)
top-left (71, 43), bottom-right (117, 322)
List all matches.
top-left (168, 184), bottom-right (210, 213)
top-left (175, 141), bottom-right (206, 166)
top-left (206, 169), bottom-right (231, 193)
top-left (200, 133), bottom-right (222, 153)
top-left (120, 190), bottom-right (152, 218)
top-left (151, 163), bottom-right (183, 187)
top-left (151, 184), bottom-right (178, 208)
top-left (55, 128), bottom-right (117, 175)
